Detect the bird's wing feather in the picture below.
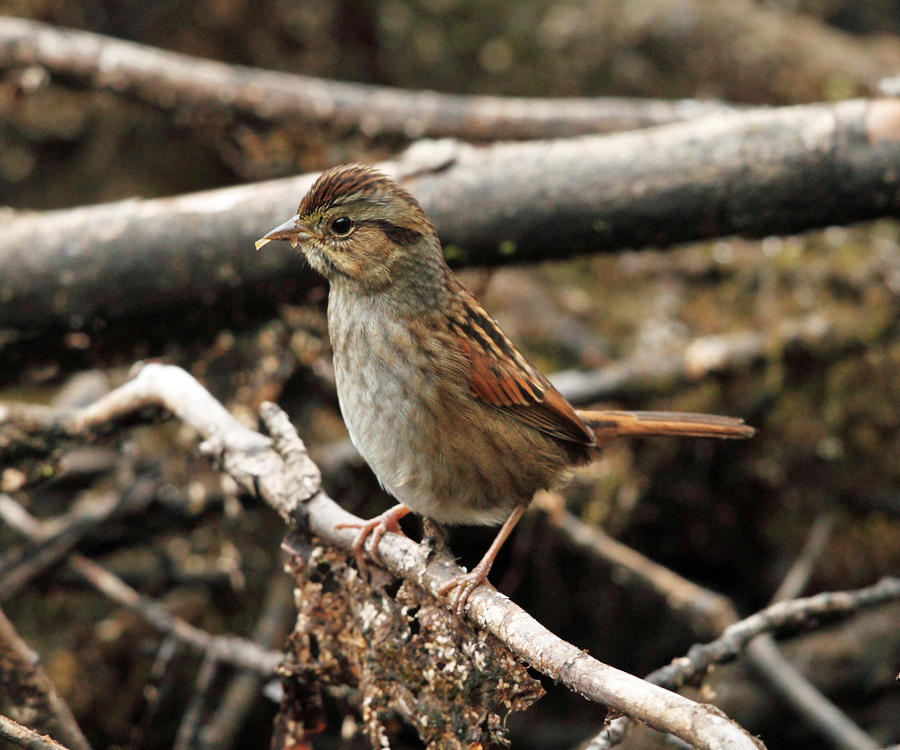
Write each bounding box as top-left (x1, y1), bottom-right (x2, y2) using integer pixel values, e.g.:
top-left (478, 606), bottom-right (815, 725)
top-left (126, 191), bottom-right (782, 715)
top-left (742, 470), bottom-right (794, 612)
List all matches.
top-left (447, 288), bottom-right (595, 446)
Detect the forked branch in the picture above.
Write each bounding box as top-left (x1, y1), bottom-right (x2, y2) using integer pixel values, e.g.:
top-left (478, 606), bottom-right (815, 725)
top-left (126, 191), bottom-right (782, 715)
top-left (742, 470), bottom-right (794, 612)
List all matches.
top-left (1, 364), bottom-right (761, 750)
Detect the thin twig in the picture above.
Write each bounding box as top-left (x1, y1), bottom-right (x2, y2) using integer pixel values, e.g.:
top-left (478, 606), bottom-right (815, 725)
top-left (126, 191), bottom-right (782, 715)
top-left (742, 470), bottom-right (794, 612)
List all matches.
top-left (662, 579), bottom-right (900, 688)
top-left (743, 638), bottom-right (879, 750)
top-left (743, 512), bottom-right (880, 750)
top-left (69, 555), bottom-right (283, 676)
top-left (0, 490), bottom-right (121, 600)
top-left (0, 608), bottom-right (92, 750)
top-left (0, 495), bottom-right (282, 677)
top-left (173, 649), bottom-right (222, 750)
top-left (0, 714), bottom-right (73, 750)
top-left (564, 508), bottom-right (880, 750)
top-left (0, 363), bottom-right (761, 750)
top-left (126, 637), bottom-right (182, 750)
top-left (196, 574), bottom-right (293, 750)
top-left (585, 579), bottom-right (900, 750)
top-left (770, 512), bottom-right (836, 604)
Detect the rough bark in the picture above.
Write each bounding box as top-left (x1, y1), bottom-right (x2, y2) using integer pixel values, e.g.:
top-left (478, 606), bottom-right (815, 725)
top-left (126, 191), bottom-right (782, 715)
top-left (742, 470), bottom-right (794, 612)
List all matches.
top-left (0, 16), bottom-right (735, 141)
top-left (0, 364), bottom-right (763, 750)
top-left (1, 98), bottom-right (899, 333)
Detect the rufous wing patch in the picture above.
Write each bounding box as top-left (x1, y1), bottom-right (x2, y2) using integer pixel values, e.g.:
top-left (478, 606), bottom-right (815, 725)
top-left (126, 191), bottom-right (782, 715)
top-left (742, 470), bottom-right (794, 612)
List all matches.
top-left (449, 293), bottom-right (595, 446)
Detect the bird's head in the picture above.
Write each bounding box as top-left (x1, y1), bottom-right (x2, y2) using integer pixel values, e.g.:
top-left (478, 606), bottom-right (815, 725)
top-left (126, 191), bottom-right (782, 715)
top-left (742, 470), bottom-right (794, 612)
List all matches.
top-left (257, 164), bottom-right (443, 296)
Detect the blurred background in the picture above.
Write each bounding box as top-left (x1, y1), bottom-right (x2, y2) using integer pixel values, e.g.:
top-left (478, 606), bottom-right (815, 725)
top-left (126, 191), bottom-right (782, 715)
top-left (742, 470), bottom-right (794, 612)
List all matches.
top-left (1, 1), bottom-right (899, 749)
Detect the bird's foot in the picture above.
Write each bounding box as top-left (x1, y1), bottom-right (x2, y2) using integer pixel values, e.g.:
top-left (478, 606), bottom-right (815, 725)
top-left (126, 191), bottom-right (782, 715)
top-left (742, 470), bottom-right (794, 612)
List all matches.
top-left (436, 504), bottom-right (527, 617)
top-left (335, 503), bottom-right (411, 577)
top-left (438, 561), bottom-right (496, 618)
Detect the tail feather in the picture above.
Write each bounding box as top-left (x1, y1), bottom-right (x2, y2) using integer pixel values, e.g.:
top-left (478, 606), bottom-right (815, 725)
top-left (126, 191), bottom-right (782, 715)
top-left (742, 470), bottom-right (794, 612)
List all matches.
top-left (577, 409), bottom-right (755, 445)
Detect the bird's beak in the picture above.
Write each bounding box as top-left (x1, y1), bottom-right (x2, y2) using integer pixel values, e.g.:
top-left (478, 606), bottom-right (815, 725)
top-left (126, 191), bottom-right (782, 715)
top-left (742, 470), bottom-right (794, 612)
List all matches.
top-left (255, 215), bottom-right (315, 250)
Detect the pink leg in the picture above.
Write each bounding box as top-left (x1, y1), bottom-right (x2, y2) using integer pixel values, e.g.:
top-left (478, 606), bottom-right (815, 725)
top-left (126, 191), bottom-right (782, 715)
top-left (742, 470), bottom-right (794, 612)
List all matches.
top-left (335, 503), bottom-right (411, 576)
top-left (438, 504), bottom-right (527, 618)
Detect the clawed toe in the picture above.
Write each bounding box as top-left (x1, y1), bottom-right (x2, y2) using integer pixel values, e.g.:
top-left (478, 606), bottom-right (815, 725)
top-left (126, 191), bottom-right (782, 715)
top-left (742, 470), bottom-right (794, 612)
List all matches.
top-left (439, 569), bottom-right (495, 618)
top-left (334, 503), bottom-right (411, 576)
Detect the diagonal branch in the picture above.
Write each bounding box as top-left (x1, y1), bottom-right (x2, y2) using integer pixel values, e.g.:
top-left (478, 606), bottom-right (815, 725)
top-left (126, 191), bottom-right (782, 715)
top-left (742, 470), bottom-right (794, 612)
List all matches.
top-left (0, 714), bottom-right (74, 750)
top-left (566, 507), bottom-right (881, 750)
top-left (0, 608), bottom-right (92, 750)
top-left (0, 364), bottom-right (761, 750)
top-left (586, 578), bottom-right (900, 749)
top-left (0, 495), bottom-right (283, 677)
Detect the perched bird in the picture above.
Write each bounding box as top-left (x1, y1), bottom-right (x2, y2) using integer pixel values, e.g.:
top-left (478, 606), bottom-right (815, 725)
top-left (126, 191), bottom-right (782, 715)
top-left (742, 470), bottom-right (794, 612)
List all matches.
top-left (257, 164), bottom-right (754, 616)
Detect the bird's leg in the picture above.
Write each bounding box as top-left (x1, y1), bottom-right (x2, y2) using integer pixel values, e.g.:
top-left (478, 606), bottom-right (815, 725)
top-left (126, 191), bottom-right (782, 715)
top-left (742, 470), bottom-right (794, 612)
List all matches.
top-left (439, 504), bottom-right (527, 618)
top-left (335, 503), bottom-right (411, 576)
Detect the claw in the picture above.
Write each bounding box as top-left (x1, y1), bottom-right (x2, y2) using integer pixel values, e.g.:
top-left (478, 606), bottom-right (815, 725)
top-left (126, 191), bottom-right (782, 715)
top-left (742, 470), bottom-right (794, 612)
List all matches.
top-left (437, 504), bottom-right (526, 618)
top-left (439, 566), bottom-right (496, 618)
top-left (335, 503), bottom-right (411, 576)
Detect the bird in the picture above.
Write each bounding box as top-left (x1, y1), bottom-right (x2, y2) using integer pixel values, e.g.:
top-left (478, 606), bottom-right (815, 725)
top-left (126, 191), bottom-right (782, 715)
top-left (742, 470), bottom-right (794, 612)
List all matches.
top-left (257, 163), bottom-right (754, 616)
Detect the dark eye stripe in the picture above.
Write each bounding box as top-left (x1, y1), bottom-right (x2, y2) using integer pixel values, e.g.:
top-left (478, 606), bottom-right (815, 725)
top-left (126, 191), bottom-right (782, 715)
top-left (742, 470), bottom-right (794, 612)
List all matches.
top-left (367, 220), bottom-right (421, 245)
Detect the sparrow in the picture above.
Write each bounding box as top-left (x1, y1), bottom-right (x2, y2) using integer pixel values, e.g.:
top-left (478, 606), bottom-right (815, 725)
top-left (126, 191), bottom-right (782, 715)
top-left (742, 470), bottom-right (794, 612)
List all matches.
top-left (258, 164), bottom-right (753, 616)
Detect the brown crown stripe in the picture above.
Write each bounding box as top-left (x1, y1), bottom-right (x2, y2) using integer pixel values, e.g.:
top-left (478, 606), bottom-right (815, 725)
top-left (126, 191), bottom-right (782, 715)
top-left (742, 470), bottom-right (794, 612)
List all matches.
top-left (299, 164), bottom-right (423, 220)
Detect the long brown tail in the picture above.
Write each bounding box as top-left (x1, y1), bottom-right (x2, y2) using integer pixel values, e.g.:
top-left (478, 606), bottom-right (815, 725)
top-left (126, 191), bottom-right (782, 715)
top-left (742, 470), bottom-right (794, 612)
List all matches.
top-left (577, 409), bottom-right (755, 446)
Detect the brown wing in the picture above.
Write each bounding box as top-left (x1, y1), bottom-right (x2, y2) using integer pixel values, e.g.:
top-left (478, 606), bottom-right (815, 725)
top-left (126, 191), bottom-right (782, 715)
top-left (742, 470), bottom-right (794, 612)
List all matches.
top-left (447, 286), bottom-right (595, 446)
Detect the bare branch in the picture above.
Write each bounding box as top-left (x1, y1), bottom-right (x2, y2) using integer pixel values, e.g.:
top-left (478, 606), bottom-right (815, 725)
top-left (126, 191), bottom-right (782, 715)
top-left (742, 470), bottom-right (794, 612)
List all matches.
top-left (0, 715), bottom-right (73, 750)
top-left (588, 580), bottom-right (900, 749)
top-left (195, 575), bottom-right (293, 750)
top-left (0, 17), bottom-right (734, 142)
top-left (549, 315), bottom-right (855, 404)
top-left (770, 512), bottom-right (836, 604)
top-left (67, 554), bottom-right (283, 676)
top-left (559, 508), bottom-right (881, 750)
top-left (545, 503), bottom-right (738, 635)
top-left (173, 649), bottom-right (221, 750)
top-left (665, 579), bottom-right (900, 690)
top-left (742, 512), bottom-right (880, 750)
top-left (0, 490), bottom-right (120, 600)
top-left (9, 365), bottom-right (895, 748)
top-left (0, 608), bottom-right (92, 750)
top-left (2, 99), bottom-right (900, 332)
top-left (0, 494), bottom-right (282, 677)
top-left (743, 638), bottom-right (879, 750)
top-left (1, 364), bottom-right (761, 750)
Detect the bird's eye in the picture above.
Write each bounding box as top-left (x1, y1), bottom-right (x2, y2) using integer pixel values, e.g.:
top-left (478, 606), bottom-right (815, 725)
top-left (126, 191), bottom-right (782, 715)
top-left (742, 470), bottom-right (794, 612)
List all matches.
top-left (331, 217), bottom-right (353, 235)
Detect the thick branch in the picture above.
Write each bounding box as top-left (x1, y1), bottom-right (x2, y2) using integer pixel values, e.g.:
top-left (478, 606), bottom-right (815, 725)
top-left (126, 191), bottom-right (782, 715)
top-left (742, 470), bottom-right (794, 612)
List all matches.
top-left (0, 364), bottom-right (761, 750)
top-left (0, 17), bottom-right (733, 141)
top-left (2, 98), bottom-right (899, 332)
top-left (586, 0), bottom-right (900, 104)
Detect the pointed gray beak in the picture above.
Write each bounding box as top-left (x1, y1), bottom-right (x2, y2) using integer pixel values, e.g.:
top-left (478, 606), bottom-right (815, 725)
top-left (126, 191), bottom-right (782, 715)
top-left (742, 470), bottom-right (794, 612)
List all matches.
top-left (255, 215), bottom-right (315, 250)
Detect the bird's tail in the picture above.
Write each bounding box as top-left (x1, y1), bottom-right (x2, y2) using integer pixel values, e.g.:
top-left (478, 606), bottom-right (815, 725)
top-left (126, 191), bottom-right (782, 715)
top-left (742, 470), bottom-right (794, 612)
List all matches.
top-left (577, 409), bottom-right (755, 446)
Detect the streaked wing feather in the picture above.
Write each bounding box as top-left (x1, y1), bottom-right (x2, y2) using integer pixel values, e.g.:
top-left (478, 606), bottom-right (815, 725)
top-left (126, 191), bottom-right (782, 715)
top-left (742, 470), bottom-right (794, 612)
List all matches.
top-left (449, 290), bottom-right (595, 446)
